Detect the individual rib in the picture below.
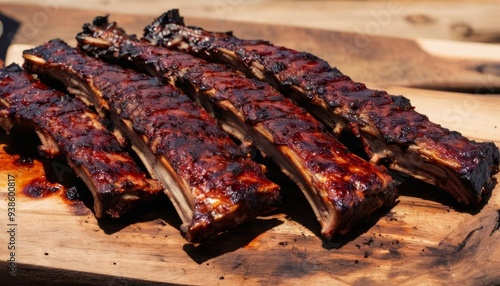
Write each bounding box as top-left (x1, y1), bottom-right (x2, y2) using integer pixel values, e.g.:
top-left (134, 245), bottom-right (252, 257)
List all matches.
top-left (76, 17), bottom-right (397, 239)
top-left (0, 63), bottom-right (163, 218)
top-left (143, 10), bottom-right (499, 205)
top-left (22, 40), bottom-right (280, 243)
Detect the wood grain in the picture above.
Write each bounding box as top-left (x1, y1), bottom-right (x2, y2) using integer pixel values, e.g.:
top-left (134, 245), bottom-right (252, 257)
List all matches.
top-left (0, 4), bottom-right (499, 286)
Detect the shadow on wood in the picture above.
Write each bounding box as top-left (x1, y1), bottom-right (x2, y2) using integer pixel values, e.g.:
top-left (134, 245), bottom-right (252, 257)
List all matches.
top-left (398, 177), bottom-right (492, 215)
top-left (0, 262), bottom-right (179, 286)
top-left (183, 218), bottom-right (283, 264)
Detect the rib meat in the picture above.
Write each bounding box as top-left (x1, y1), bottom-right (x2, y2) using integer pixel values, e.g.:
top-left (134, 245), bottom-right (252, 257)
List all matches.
top-left (76, 17), bottom-right (397, 239)
top-left (144, 10), bottom-right (499, 205)
top-left (0, 63), bottom-right (163, 218)
top-left (22, 40), bottom-right (280, 243)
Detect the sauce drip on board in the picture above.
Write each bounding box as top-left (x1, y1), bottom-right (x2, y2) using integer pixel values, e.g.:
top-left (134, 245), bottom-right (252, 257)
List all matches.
top-left (0, 130), bottom-right (92, 215)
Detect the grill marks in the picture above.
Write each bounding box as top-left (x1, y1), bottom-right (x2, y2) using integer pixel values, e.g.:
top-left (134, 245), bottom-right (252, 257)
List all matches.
top-left (144, 9), bottom-right (499, 205)
top-left (23, 40), bottom-right (280, 243)
top-left (0, 63), bottom-right (163, 218)
top-left (75, 18), bottom-right (396, 239)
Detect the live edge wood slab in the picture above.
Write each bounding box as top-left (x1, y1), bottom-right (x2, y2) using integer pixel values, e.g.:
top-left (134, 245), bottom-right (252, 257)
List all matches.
top-left (0, 4), bottom-right (499, 285)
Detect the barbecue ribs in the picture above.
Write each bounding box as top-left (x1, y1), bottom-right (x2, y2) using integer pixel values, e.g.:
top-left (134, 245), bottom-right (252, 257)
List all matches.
top-left (0, 63), bottom-right (163, 218)
top-left (75, 16), bottom-right (397, 239)
top-left (144, 9), bottom-right (499, 205)
top-left (23, 40), bottom-right (281, 242)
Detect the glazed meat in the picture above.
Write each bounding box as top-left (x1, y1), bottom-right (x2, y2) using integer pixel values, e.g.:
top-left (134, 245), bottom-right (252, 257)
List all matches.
top-left (75, 17), bottom-right (397, 239)
top-left (0, 63), bottom-right (163, 218)
top-left (144, 10), bottom-right (499, 205)
top-left (23, 40), bottom-right (281, 243)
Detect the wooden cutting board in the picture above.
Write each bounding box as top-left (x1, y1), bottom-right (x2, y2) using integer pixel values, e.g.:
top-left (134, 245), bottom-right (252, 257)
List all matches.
top-left (1, 4), bottom-right (499, 285)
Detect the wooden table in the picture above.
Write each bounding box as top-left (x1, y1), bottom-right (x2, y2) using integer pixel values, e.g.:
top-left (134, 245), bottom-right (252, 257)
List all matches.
top-left (0, 2), bottom-right (499, 285)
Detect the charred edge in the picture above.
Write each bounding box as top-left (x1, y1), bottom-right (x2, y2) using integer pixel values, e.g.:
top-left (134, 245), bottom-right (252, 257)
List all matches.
top-left (3, 63), bottom-right (23, 73)
top-left (92, 15), bottom-right (110, 28)
top-left (1, 63), bottom-right (163, 218)
top-left (144, 9), bottom-right (232, 45)
top-left (80, 15), bottom-right (110, 36)
top-left (144, 9), bottom-right (183, 44)
top-left (150, 9), bottom-right (185, 28)
top-left (78, 16), bottom-right (139, 61)
top-left (459, 141), bottom-right (499, 197)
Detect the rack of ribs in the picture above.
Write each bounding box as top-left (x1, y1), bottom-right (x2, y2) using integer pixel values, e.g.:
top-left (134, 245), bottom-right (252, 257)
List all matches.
top-left (22, 40), bottom-right (281, 243)
top-left (75, 16), bottom-right (397, 239)
top-left (0, 63), bottom-right (163, 218)
top-left (143, 9), bottom-right (499, 205)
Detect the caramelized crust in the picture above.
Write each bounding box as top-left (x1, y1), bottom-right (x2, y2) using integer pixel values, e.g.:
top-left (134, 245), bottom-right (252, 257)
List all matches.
top-left (22, 40), bottom-right (280, 242)
top-left (0, 63), bottom-right (163, 218)
top-left (76, 17), bottom-right (397, 239)
top-left (143, 10), bottom-right (499, 205)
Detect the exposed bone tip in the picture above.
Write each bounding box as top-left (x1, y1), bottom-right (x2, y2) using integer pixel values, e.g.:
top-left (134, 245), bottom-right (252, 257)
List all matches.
top-left (80, 36), bottom-right (112, 48)
top-left (22, 53), bottom-right (46, 64)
